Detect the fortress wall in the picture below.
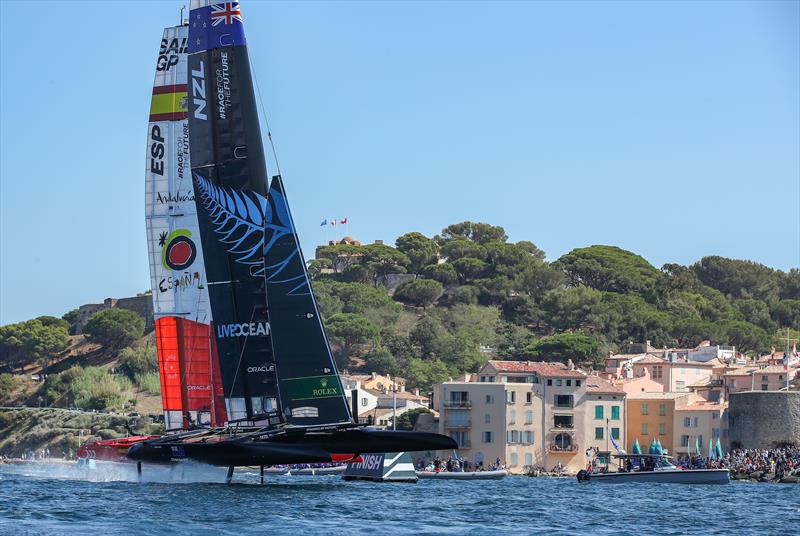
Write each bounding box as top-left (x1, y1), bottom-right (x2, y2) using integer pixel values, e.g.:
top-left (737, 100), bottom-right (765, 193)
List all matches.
top-left (728, 391), bottom-right (800, 449)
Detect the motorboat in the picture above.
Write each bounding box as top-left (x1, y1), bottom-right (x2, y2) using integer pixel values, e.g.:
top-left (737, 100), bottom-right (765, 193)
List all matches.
top-left (576, 453), bottom-right (729, 484)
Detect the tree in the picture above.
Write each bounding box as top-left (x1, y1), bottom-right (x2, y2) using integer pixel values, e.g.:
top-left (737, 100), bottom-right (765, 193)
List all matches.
top-left (364, 347), bottom-right (400, 376)
top-left (395, 408), bottom-right (432, 431)
top-left (62, 308), bottom-right (80, 335)
top-left (117, 345), bottom-right (158, 381)
top-left (405, 358), bottom-right (449, 390)
top-left (0, 317), bottom-right (70, 371)
top-left (693, 256), bottom-right (781, 302)
top-left (771, 300), bottom-right (800, 328)
top-left (781, 268), bottom-right (800, 300)
top-left (325, 313), bottom-right (380, 370)
top-left (515, 241), bottom-right (546, 261)
top-left (525, 332), bottom-right (601, 366)
top-left (82, 308), bottom-right (145, 352)
top-left (540, 286), bottom-right (602, 332)
top-left (363, 244), bottom-right (410, 286)
top-left (394, 279), bottom-right (444, 307)
top-left (555, 245), bottom-right (660, 295)
top-left (713, 320), bottom-right (771, 355)
top-left (439, 221), bottom-right (508, 245)
top-left (440, 239), bottom-right (487, 262)
top-left (516, 261), bottom-right (565, 301)
top-left (395, 232), bottom-right (439, 273)
top-left (421, 263), bottom-right (458, 285)
top-left (733, 299), bottom-right (776, 332)
top-left (314, 243), bottom-right (365, 274)
top-left (452, 257), bottom-right (488, 283)
top-left (0, 373), bottom-right (17, 400)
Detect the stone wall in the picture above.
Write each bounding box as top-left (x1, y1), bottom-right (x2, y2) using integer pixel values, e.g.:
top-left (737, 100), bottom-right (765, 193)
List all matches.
top-left (729, 391), bottom-right (800, 449)
top-left (74, 294), bottom-right (154, 334)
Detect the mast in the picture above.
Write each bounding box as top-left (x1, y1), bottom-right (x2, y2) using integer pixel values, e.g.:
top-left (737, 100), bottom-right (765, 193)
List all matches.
top-left (187, 0), bottom-right (280, 424)
top-left (146, 23), bottom-right (226, 431)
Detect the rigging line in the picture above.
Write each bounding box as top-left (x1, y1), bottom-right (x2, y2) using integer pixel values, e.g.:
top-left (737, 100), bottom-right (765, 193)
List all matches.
top-left (225, 304), bottom-right (258, 403)
top-left (249, 55), bottom-right (282, 178)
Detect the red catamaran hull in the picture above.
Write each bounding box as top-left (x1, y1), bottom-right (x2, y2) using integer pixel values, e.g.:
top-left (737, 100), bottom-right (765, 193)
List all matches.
top-left (77, 436), bottom-right (162, 463)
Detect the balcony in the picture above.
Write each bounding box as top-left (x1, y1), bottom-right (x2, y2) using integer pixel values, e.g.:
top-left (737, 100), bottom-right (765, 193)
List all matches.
top-left (444, 420), bottom-right (471, 429)
top-left (548, 443), bottom-right (579, 453)
top-left (444, 400), bottom-right (472, 408)
top-left (550, 425), bottom-right (575, 432)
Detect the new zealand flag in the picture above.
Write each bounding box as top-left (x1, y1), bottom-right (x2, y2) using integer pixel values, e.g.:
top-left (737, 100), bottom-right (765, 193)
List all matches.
top-left (189, 2), bottom-right (247, 54)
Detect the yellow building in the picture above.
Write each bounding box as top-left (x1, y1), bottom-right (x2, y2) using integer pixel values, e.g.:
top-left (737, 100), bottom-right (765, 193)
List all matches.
top-left (625, 392), bottom-right (692, 454)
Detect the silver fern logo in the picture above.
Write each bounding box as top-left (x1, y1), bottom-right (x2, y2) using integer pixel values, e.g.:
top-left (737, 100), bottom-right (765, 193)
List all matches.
top-left (194, 172), bottom-right (276, 276)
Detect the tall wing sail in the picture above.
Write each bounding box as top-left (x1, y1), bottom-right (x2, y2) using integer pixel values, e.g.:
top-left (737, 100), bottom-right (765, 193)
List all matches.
top-left (265, 176), bottom-right (353, 426)
top-left (187, 1), bottom-right (280, 422)
top-left (145, 24), bottom-right (227, 430)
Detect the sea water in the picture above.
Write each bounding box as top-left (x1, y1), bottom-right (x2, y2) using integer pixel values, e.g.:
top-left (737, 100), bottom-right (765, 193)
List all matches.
top-left (0, 462), bottom-right (796, 535)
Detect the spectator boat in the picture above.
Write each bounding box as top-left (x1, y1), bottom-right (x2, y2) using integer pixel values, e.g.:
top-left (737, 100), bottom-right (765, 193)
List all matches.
top-left (576, 453), bottom-right (730, 484)
top-left (416, 469), bottom-right (508, 480)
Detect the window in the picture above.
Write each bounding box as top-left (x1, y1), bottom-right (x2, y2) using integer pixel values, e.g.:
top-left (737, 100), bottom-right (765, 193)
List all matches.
top-left (697, 434), bottom-right (703, 447)
top-left (595, 427), bottom-right (604, 440)
top-left (524, 410), bottom-right (533, 425)
top-left (553, 414), bottom-right (573, 428)
top-left (449, 431), bottom-right (468, 448)
top-left (554, 395), bottom-right (573, 408)
top-left (361, 397), bottom-right (368, 407)
top-left (523, 431), bottom-right (534, 444)
top-left (556, 379), bottom-right (563, 386)
top-left (658, 403), bottom-right (666, 416)
top-left (506, 390), bottom-right (516, 404)
top-left (547, 379), bottom-right (552, 386)
top-left (532, 375), bottom-right (540, 384)
top-left (659, 423), bottom-right (666, 436)
top-left (509, 409), bottom-right (516, 424)
top-left (681, 435), bottom-right (689, 447)
top-left (653, 366), bottom-right (663, 379)
top-left (525, 452), bottom-right (533, 466)
top-left (693, 417), bottom-right (699, 427)
top-left (566, 380), bottom-right (572, 386)
top-left (482, 431), bottom-right (493, 443)
top-left (642, 423), bottom-right (649, 435)
top-left (762, 375), bottom-right (768, 381)
top-left (712, 413), bottom-right (718, 420)
top-left (576, 380), bottom-right (581, 387)
top-left (526, 392), bottom-right (532, 404)
top-left (446, 412), bottom-right (469, 427)
top-left (484, 413), bottom-right (491, 424)
top-left (510, 452), bottom-right (518, 466)
top-left (713, 427), bottom-right (720, 438)
top-left (448, 391), bottom-right (469, 406)
top-left (684, 417), bottom-right (691, 427)
top-left (611, 427), bottom-right (620, 440)
top-left (485, 394), bottom-right (494, 404)
top-left (611, 406), bottom-right (620, 420)
top-left (554, 433), bottom-right (572, 451)
top-left (595, 405), bottom-right (604, 420)
top-left (676, 381), bottom-right (685, 392)
top-left (761, 384), bottom-right (768, 391)
top-left (641, 403), bottom-right (649, 415)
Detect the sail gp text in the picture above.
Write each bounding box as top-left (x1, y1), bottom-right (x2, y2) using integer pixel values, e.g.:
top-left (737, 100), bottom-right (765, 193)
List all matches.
top-left (216, 322), bottom-right (270, 338)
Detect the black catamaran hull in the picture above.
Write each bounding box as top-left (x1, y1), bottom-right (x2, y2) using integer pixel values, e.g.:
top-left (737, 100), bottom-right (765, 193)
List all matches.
top-left (127, 429), bottom-right (457, 466)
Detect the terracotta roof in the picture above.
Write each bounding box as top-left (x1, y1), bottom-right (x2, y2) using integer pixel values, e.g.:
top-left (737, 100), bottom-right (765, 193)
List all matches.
top-left (724, 366), bottom-right (795, 377)
top-left (677, 401), bottom-right (727, 412)
top-left (485, 360), bottom-right (586, 378)
top-left (636, 355), bottom-right (667, 364)
top-left (607, 353), bottom-right (646, 361)
top-left (627, 392), bottom-right (692, 400)
top-left (584, 376), bottom-right (625, 395)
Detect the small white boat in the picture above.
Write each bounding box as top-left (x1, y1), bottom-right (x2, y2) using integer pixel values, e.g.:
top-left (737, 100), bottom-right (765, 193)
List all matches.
top-left (416, 469), bottom-right (508, 480)
top-left (577, 454), bottom-right (729, 484)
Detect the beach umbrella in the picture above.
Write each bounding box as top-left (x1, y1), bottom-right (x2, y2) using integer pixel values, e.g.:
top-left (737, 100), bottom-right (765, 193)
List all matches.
top-left (708, 439), bottom-right (715, 460)
top-left (633, 438), bottom-right (642, 454)
top-left (648, 439), bottom-right (656, 454)
top-left (695, 437), bottom-right (701, 457)
top-left (715, 438), bottom-right (723, 459)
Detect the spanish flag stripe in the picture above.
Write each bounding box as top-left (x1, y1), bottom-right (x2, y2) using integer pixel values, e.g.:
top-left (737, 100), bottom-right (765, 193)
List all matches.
top-left (153, 84), bottom-right (188, 95)
top-left (149, 111), bottom-right (188, 122)
top-left (150, 92), bottom-right (188, 116)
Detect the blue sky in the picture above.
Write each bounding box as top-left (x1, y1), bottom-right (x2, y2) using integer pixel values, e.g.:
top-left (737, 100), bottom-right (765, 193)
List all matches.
top-left (1, 0), bottom-right (798, 324)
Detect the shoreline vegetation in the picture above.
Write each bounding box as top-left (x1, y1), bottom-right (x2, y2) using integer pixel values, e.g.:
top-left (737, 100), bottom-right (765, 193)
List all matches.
top-left (1, 221), bottom-right (798, 466)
